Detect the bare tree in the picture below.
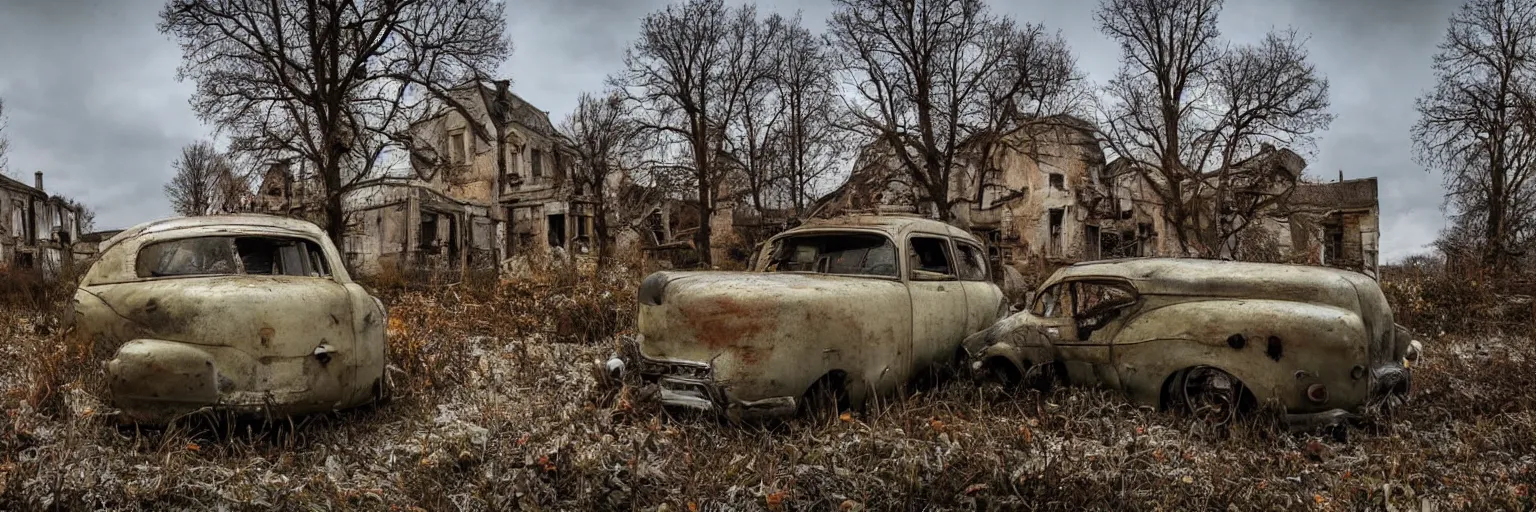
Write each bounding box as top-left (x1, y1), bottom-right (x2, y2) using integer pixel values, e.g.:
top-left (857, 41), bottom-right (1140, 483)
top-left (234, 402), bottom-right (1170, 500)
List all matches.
top-left (165, 140), bottom-right (235, 216)
top-left (561, 91), bottom-right (648, 268)
top-left (0, 97), bottom-right (9, 174)
top-left (828, 0), bottom-right (1081, 221)
top-left (159, 0), bottom-right (508, 250)
top-left (1096, 0), bottom-right (1332, 257)
top-left (769, 16), bottom-right (847, 217)
top-left (1414, 0), bottom-right (1536, 268)
top-left (614, 0), bottom-right (780, 266)
top-left (728, 14), bottom-right (790, 223)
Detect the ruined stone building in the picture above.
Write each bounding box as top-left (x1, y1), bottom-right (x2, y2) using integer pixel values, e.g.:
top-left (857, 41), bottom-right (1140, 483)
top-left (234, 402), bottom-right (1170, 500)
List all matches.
top-left (337, 81), bottom-right (592, 274)
top-left (1255, 176), bottom-right (1381, 275)
top-left (814, 117), bottom-right (1170, 273)
top-left (0, 172), bottom-right (85, 272)
top-left (815, 117), bottom-right (1382, 277)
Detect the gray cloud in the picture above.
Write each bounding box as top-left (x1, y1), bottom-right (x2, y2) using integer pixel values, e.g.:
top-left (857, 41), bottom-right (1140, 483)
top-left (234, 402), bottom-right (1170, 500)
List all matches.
top-left (0, 0), bottom-right (1462, 260)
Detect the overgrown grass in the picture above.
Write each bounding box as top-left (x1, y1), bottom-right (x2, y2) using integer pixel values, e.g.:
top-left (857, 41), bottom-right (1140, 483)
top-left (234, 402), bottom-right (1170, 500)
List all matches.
top-left (0, 259), bottom-right (1532, 510)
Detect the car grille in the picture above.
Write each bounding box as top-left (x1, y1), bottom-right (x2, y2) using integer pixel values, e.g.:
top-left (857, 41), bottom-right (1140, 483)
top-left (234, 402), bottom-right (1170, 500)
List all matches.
top-left (638, 357), bottom-right (713, 381)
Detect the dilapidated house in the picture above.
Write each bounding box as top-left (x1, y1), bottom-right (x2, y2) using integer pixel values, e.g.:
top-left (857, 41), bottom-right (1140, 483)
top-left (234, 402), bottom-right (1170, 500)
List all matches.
top-left (330, 81), bottom-right (601, 274)
top-left (814, 117), bottom-right (1170, 273)
top-left (1254, 175), bottom-right (1382, 275)
top-left (817, 117), bottom-right (1382, 277)
top-left (0, 172), bottom-right (84, 273)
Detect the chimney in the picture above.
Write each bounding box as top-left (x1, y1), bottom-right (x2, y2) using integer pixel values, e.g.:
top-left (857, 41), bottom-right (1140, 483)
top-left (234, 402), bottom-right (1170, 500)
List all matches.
top-left (34, 171), bottom-right (42, 192)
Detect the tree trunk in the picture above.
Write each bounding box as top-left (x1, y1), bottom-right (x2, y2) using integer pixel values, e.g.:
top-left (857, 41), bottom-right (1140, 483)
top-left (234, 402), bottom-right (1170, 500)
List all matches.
top-left (1487, 164), bottom-right (1507, 268)
top-left (323, 171), bottom-right (346, 264)
top-left (695, 180), bottom-right (713, 268)
top-left (594, 181), bottom-right (611, 270)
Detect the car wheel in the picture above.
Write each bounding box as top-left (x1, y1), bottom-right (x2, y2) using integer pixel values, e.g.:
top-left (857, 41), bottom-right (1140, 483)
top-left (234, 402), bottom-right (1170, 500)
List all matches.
top-left (801, 374), bottom-right (849, 422)
top-left (979, 357), bottom-right (1022, 389)
top-left (1176, 366), bottom-right (1243, 426)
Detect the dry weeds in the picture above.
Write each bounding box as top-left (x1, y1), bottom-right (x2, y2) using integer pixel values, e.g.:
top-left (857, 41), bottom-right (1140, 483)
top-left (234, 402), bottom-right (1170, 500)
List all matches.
top-left (0, 262), bottom-right (1531, 511)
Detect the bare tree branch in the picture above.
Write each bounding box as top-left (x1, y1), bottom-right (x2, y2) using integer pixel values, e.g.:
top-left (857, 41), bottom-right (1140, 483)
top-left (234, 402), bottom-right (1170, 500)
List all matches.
top-left (828, 0), bottom-right (1082, 221)
top-left (1095, 0), bottom-right (1332, 257)
top-left (1415, 0), bottom-right (1536, 268)
top-left (160, 0), bottom-right (509, 251)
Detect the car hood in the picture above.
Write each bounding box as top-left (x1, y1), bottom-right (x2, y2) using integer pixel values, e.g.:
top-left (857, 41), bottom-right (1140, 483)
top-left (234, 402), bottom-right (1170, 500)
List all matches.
top-left (82, 275), bottom-right (356, 359)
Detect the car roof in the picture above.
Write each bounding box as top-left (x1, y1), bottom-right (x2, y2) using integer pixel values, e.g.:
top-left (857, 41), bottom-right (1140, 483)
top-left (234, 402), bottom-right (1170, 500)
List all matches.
top-left (1051, 257), bottom-right (1376, 307)
top-left (82, 214), bottom-right (351, 286)
top-left (100, 214), bottom-right (329, 253)
top-left (791, 214), bottom-right (977, 242)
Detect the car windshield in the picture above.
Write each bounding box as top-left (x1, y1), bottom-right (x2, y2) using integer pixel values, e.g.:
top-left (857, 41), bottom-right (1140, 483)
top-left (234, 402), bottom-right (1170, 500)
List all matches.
top-left (763, 233), bottom-right (899, 278)
top-left (136, 235), bottom-right (331, 278)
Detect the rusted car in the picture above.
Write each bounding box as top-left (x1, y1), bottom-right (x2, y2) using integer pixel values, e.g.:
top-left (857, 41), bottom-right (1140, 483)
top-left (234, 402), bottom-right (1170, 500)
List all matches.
top-left (963, 258), bottom-right (1413, 427)
top-left (627, 215), bottom-right (1004, 420)
top-left (69, 215), bottom-right (390, 424)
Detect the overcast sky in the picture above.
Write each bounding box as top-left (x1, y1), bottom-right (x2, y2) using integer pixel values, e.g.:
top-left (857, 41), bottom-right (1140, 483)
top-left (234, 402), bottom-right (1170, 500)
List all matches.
top-left (0, 0), bottom-right (1458, 261)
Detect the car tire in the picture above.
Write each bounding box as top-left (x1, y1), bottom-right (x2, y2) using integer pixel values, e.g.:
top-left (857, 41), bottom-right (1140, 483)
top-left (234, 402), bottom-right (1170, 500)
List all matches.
top-left (1172, 366), bottom-right (1244, 426)
top-left (801, 373), bottom-right (849, 422)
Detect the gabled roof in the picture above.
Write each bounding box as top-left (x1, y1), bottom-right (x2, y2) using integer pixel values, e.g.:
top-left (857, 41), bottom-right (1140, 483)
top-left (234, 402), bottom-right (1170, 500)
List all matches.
top-left (474, 83), bottom-right (556, 137)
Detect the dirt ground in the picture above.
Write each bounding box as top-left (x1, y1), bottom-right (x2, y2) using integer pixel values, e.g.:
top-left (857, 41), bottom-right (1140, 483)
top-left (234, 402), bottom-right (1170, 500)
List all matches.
top-left (1, 268), bottom-right (1533, 511)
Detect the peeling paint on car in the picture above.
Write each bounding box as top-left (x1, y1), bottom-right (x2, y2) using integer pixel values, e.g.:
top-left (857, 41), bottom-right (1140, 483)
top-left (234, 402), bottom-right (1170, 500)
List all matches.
top-left (71, 214), bottom-right (389, 424)
top-left (964, 258), bottom-right (1414, 428)
top-left (632, 215), bottom-right (1004, 419)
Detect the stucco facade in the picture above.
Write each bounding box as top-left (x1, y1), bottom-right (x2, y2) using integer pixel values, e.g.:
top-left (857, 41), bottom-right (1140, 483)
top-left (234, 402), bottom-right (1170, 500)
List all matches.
top-left (0, 172), bottom-right (83, 274)
top-left (816, 118), bottom-right (1381, 279)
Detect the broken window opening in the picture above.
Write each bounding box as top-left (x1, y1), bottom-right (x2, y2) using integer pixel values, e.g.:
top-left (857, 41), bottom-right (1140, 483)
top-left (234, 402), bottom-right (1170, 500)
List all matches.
top-left (532, 149), bottom-right (544, 178)
top-left (1031, 283), bottom-right (1071, 318)
top-left (766, 233), bottom-right (898, 278)
top-left (1048, 208), bottom-right (1064, 258)
top-left (448, 130), bottom-right (467, 165)
top-left (954, 242), bottom-right (989, 281)
top-left (646, 210), bottom-right (666, 246)
top-left (136, 236), bottom-right (330, 279)
top-left (1323, 223), bottom-right (1344, 265)
top-left (908, 236), bottom-right (955, 278)
top-left (1085, 225), bottom-right (1101, 260)
top-left (1049, 173), bottom-right (1065, 191)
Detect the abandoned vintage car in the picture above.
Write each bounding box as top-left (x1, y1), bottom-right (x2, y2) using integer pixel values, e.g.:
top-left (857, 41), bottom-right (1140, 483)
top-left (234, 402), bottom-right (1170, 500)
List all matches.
top-left (963, 258), bottom-right (1413, 427)
top-left (626, 215), bottom-right (1005, 420)
top-left (69, 214), bottom-right (389, 424)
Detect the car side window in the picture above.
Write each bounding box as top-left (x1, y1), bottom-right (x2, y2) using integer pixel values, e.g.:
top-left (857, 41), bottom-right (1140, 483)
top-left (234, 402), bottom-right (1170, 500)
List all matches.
top-left (1072, 281), bottom-right (1137, 317)
top-left (1030, 283), bottom-right (1071, 318)
top-left (907, 236), bottom-right (956, 279)
top-left (953, 241), bottom-right (988, 281)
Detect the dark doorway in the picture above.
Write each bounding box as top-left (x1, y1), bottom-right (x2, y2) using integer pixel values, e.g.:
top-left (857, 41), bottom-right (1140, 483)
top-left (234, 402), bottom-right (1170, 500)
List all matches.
top-left (548, 213), bottom-right (567, 248)
top-left (504, 207), bottom-right (516, 256)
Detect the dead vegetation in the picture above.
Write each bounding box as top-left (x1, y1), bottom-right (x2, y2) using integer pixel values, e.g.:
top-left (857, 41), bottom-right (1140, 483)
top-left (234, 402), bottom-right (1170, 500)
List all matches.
top-left (0, 260), bottom-right (1532, 511)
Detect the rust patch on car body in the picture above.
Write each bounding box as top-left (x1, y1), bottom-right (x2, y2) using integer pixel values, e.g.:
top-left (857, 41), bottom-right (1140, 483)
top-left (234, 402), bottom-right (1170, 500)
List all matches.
top-left (635, 215), bottom-right (1005, 419)
top-left (964, 258), bottom-right (1414, 424)
top-left (684, 296), bottom-right (770, 349)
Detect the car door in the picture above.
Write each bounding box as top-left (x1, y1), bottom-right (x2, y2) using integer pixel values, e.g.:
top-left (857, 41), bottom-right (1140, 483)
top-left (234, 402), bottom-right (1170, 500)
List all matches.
top-left (906, 234), bottom-right (969, 371)
top-left (953, 239), bottom-right (1003, 334)
top-left (1052, 280), bottom-right (1138, 389)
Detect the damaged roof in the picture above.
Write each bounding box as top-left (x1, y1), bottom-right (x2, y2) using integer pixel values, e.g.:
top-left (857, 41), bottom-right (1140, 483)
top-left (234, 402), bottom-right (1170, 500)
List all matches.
top-left (1289, 178), bottom-right (1378, 211)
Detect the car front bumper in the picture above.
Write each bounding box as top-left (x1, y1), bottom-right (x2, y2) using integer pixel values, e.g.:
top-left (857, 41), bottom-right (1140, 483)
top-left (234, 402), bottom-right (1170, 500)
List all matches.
top-left (628, 354), bottom-right (798, 421)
